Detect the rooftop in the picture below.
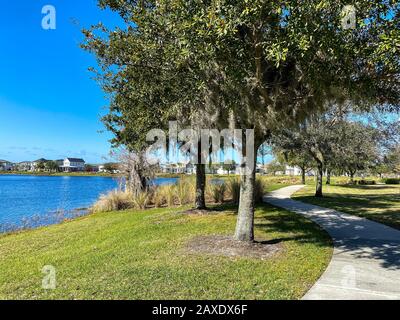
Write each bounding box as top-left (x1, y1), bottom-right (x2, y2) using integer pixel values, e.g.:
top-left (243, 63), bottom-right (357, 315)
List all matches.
top-left (66, 158), bottom-right (85, 163)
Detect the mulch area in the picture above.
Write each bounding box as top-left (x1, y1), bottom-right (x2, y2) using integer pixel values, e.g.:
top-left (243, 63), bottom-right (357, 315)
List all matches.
top-left (185, 235), bottom-right (283, 260)
top-left (181, 208), bottom-right (226, 215)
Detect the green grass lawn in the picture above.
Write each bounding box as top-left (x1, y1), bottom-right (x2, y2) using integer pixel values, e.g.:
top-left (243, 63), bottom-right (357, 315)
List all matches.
top-left (0, 203), bottom-right (332, 300)
top-left (293, 184), bottom-right (400, 230)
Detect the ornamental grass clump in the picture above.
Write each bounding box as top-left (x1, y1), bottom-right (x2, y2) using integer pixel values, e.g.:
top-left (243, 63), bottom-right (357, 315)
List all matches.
top-left (151, 187), bottom-right (167, 208)
top-left (134, 192), bottom-right (149, 210)
top-left (175, 179), bottom-right (194, 205)
top-left (91, 190), bottom-right (135, 213)
top-left (211, 183), bottom-right (226, 203)
top-left (227, 178), bottom-right (241, 204)
top-left (254, 179), bottom-right (267, 204)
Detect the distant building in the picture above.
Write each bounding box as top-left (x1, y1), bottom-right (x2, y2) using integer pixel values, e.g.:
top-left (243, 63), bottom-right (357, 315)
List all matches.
top-left (98, 163), bottom-right (120, 174)
top-left (285, 165), bottom-right (303, 176)
top-left (256, 164), bottom-right (267, 175)
top-left (284, 165), bottom-right (315, 176)
top-left (161, 163), bottom-right (187, 174)
top-left (185, 164), bottom-right (196, 175)
top-left (0, 160), bottom-right (12, 171)
top-left (59, 158), bottom-right (85, 172)
top-left (31, 158), bottom-right (50, 171)
top-left (16, 161), bottom-right (32, 171)
top-left (160, 162), bottom-right (240, 175)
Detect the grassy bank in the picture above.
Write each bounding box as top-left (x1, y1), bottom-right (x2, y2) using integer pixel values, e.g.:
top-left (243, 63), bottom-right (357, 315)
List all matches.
top-left (0, 203), bottom-right (332, 300)
top-left (293, 184), bottom-right (400, 230)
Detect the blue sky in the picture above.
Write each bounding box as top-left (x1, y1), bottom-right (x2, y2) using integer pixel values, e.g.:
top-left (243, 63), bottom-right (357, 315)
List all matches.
top-left (0, 0), bottom-right (122, 163)
top-left (0, 1), bottom-right (273, 165)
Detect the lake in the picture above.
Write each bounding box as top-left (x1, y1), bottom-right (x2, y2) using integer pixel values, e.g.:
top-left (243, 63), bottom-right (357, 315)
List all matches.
top-left (0, 175), bottom-right (177, 232)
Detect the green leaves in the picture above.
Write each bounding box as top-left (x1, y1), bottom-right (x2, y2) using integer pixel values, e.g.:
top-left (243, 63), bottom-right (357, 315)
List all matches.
top-left (83, 0), bottom-right (400, 153)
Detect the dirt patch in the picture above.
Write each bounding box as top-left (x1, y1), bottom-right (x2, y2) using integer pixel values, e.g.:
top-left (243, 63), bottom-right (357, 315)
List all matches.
top-left (181, 208), bottom-right (225, 215)
top-left (186, 235), bottom-right (282, 260)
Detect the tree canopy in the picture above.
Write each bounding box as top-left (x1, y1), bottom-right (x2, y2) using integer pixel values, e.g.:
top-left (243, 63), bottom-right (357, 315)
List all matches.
top-left (84, 0), bottom-right (400, 242)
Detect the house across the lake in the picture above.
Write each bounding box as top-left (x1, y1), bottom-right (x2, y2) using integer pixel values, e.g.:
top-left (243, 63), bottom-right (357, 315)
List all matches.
top-left (16, 161), bottom-right (33, 171)
top-left (0, 160), bottom-right (12, 171)
top-left (57, 158), bottom-right (85, 172)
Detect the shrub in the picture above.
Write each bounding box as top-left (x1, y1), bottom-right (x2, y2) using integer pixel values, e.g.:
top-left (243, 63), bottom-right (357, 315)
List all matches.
top-left (134, 192), bottom-right (149, 210)
top-left (151, 187), bottom-right (166, 208)
top-left (211, 183), bottom-right (226, 203)
top-left (357, 179), bottom-right (376, 185)
top-left (164, 185), bottom-right (177, 207)
top-left (91, 190), bottom-right (135, 213)
top-left (254, 178), bottom-right (266, 204)
top-left (384, 178), bottom-right (400, 185)
top-left (333, 177), bottom-right (351, 185)
top-left (227, 178), bottom-right (241, 204)
top-left (175, 180), bottom-right (193, 205)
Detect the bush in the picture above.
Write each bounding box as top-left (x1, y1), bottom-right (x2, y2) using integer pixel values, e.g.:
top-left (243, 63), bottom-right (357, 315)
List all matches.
top-left (384, 178), bottom-right (400, 185)
top-left (91, 190), bottom-right (135, 213)
top-left (225, 177), bottom-right (265, 204)
top-left (254, 178), bottom-right (266, 204)
top-left (210, 183), bottom-right (226, 203)
top-left (175, 179), bottom-right (193, 205)
top-left (91, 175), bottom-right (269, 213)
top-left (134, 192), bottom-right (149, 210)
top-left (227, 178), bottom-right (241, 204)
top-left (164, 185), bottom-right (177, 206)
top-left (357, 179), bottom-right (376, 185)
top-left (151, 187), bottom-right (166, 208)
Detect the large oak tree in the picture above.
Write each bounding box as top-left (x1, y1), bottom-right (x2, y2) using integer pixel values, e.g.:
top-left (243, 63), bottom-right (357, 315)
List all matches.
top-left (84, 0), bottom-right (400, 242)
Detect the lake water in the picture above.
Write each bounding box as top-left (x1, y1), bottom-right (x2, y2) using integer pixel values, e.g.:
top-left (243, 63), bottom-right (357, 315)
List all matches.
top-left (0, 175), bottom-right (177, 232)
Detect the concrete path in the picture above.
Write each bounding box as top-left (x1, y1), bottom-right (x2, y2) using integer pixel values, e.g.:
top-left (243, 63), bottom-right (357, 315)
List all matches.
top-left (263, 185), bottom-right (400, 300)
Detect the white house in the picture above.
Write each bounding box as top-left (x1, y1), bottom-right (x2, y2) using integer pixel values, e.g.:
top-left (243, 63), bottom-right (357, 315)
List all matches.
top-left (59, 158), bottom-right (85, 172)
top-left (285, 165), bottom-right (303, 176)
top-left (0, 160), bottom-right (12, 171)
top-left (185, 164), bottom-right (197, 175)
top-left (284, 165), bottom-right (315, 176)
top-left (161, 163), bottom-right (187, 174)
top-left (16, 161), bottom-right (32, 171)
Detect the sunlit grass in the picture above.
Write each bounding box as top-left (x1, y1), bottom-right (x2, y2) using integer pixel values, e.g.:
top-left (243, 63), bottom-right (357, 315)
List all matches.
top-left (293, 184), bottom-right (400, 230)
top-left (0, 203), bottom-right (332, 300)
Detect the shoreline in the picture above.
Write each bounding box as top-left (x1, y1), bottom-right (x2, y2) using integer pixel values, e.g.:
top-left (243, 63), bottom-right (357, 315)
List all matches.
top-left (0, 172), bottom-right (190, 178)
top-left (0, 171), bottom-right (121, 178)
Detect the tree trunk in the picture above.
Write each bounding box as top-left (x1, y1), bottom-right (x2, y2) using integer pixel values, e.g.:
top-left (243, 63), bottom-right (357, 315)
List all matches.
top-left (326, 169), bottom-right (331, 185)
top-left (349, 171), bottom-right (355, 183)
top-left (315, 164), bottom-right (323, 197)
top-left (195, 163), bottom-right (206, 210)
top-left (234, 158), bottom-right (256, 242)
top-left (301, 167), bottom-right (306, 185)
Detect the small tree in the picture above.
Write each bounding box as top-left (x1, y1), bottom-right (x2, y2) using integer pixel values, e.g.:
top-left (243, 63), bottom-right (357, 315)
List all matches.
top-left (257, 142), bottom-right (270, 167)
top-left (36, 161), bottom-right (46, 172)
top-left (116, 149), bottom-right (155, 196)
top-left (265, 160), bottom-right (286, 176)
top-left (332, 122), bottom-right (380, 182)
top-left (46, 161), bottom-right (59, 173)
top-left (274, 149), bottom-right (314, 185)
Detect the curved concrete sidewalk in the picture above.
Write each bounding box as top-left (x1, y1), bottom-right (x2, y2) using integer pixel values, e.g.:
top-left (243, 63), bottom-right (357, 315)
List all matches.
top-left (263, 185), bottom-right (400, 300)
